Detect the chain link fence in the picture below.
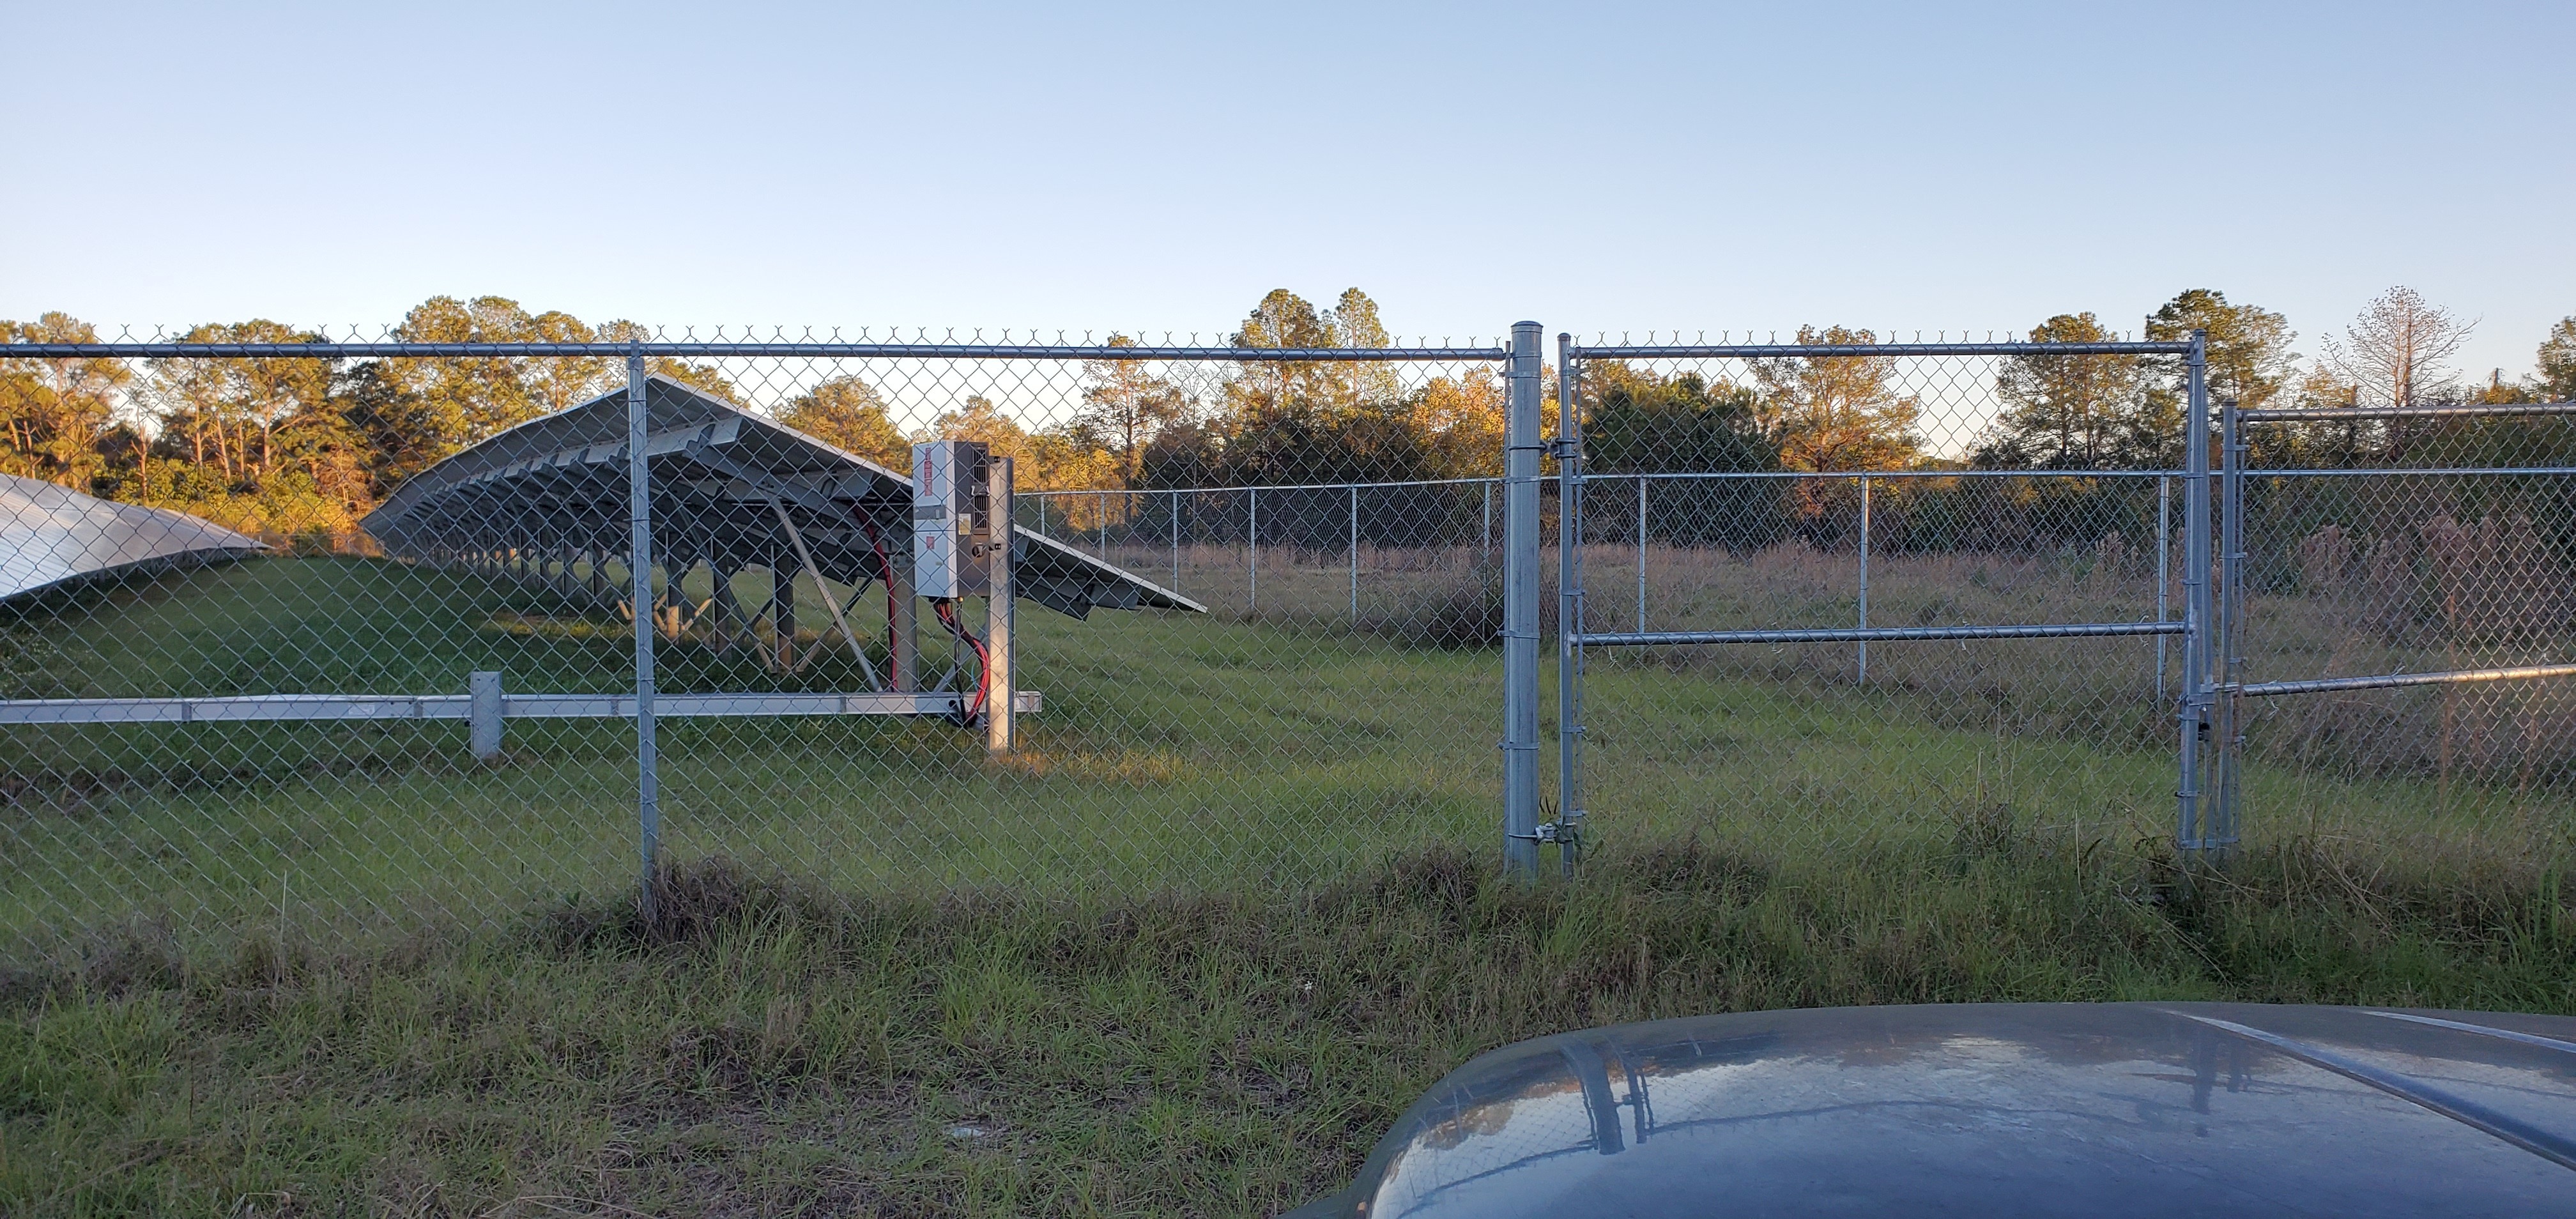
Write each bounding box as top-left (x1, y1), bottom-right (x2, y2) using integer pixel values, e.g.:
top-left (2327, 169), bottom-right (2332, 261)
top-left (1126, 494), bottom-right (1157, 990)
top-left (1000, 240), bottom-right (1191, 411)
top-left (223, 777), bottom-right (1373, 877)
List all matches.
top-left (2222, 398), bottom-right (2576, 857)
top-left (1551, 337), bottom-right (2202, 874)
top-left (1548, 334), bottom-right (2575, 877)
top-left (0, 331), bottom-right (1511, 961)
top-left (4, 325), bottom-right (2571, 963)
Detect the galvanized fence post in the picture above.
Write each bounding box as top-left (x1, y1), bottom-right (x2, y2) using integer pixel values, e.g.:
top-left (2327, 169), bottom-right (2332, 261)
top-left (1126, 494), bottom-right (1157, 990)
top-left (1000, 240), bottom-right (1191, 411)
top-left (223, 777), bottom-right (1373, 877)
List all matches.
top-left (2214, 395), bottom-right (2246, 850)
top-left (1248, 486), bottom-right (1259, 614)
top-left (1349, 484), bottom-right (1360, 627)
top-left (2156, 474), bottom-right (2171, 707)
top-left (1502, 321), bottom-right (1544, 878)
top-left (625, 352), bottom-right (661, 919)
top-left (988, 457), bottom-right (1016, 757)
top-left (891, 526), bottom-right (918, 693)
top-left (1555, 333), bottom-right (1584, 877)
top-left (469, 670), bottom-right (503, 763)
top-left (2176, 330), bottom-right (2211, 857)
top-left (1857, 475), bottom-right (1871, 686)
top-left (1635, 474), bottom-right (1648, 632)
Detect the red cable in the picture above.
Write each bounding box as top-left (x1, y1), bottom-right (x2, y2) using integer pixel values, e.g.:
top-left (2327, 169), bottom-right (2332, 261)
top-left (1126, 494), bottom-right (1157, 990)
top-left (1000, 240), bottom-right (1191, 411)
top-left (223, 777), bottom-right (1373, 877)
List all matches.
top-left (861, 517), bottom-right (897, 657)
top-left (933, 599), bottom-right (991, 725)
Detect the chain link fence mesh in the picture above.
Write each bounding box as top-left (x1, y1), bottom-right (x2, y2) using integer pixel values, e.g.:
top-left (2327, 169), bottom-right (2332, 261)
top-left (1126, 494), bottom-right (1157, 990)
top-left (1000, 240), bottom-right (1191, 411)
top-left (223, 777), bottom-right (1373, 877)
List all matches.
top-left (1556, 338), bottom-right (2576, 873)
top-left (1560, 341), bottom-right (2200, 866)
top-left (0, 332), bottom-right (1512, 962)
top-left (2229, 408), bottom-right (2576, 854)
top-left (5, 326), bottom-right (2571, 965)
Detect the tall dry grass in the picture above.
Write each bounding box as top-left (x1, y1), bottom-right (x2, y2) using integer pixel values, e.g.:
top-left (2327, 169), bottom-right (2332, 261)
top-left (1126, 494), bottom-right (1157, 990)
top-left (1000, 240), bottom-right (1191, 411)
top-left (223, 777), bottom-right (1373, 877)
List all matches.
top-left (8, 838), bottom-right (2572, 1217)
top-left (2253, 512), bottom-right (2576, 785)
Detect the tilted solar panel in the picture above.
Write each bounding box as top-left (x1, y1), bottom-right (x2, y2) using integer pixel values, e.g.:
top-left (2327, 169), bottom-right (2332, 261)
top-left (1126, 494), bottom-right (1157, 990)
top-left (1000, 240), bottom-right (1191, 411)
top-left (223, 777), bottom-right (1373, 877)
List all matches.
top-left (0, 473), bottom-right (267, 604)
top-left (361, 374), bottom-right (1204, 619)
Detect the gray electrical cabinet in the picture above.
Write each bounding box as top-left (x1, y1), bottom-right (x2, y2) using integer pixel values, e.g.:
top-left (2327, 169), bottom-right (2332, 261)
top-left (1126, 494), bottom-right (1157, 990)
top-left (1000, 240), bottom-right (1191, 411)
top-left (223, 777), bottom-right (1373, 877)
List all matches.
top-left (911, 440), bottom-right (998, 597)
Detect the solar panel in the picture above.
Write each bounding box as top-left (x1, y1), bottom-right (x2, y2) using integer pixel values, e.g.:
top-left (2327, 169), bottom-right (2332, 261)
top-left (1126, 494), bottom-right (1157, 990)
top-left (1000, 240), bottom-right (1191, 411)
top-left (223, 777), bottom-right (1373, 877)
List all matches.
top-left (0, 473), bottom-right (267, 604)
top-left (360, 374), bottom-right (1204, 619)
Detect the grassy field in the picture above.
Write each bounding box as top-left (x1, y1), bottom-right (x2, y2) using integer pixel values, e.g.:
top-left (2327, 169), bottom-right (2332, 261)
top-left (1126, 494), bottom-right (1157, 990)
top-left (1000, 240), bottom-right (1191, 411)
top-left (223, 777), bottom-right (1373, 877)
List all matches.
top-left (4, 837), bottom-right (2573, 1217)
top-left (4, 553), bottom-right (2569, 959)
top-left (3, 551), bottom-right (2573, 1214)
top-left (10, 554), bottom-right (2565, 958)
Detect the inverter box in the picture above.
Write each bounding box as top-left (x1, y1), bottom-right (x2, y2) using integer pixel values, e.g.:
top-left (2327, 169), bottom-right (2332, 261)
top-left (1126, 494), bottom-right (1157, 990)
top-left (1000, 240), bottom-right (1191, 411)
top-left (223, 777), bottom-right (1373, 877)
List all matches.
top-left (912, 440), bottom-right (995, 597)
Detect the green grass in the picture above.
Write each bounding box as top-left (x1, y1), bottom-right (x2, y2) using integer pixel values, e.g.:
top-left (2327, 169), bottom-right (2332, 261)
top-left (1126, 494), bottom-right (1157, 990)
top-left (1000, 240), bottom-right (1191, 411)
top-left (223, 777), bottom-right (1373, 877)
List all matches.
top-left (4, 556), bottom-right (2574, 1215)
top-left (3, 839), bottom-right (2572, 1218)
top-left (4, 555), bottom-right (2568, 959)
top-left (1, 556), bottom-right (1511, 953)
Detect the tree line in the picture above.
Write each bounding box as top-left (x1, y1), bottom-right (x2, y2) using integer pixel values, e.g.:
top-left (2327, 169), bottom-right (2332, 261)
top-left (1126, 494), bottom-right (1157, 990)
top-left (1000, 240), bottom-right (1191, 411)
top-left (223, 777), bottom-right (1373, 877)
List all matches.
top-left (3, 286), bottom-right (2571, 539)
top-left (1584, 288), bottom-right (2576, 478)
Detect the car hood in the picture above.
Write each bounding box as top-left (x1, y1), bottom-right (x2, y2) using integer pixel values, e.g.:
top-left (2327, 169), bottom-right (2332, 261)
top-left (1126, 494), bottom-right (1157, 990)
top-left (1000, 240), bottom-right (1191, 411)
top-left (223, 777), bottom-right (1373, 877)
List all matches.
top-left (1289, 1002), bottom-right (2576, 1219)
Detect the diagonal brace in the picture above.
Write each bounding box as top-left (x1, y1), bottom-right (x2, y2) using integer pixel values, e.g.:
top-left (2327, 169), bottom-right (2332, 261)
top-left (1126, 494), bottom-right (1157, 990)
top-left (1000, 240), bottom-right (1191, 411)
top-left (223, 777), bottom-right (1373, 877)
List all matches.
top-left (769, 497), bottom-right (883, 691)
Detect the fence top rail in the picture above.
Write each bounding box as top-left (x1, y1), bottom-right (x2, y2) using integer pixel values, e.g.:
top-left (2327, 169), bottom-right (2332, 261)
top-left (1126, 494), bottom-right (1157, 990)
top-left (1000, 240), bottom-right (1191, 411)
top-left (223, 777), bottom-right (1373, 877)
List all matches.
top-left (0, 340), bottom-right (1508, 362)
top-left (1571, 341), bottom-right (2194, 359)
top-left (774, 462), bottom-right (2576, 500)
top-left (1022, 473), bottom-right (1510, 497)
top-left (1584, 467), bottom-right (2179, 482)
top-left (2244, 465), bottom-right (2576, 477)
top-left (2236, 401), bottom-right (2576, 422)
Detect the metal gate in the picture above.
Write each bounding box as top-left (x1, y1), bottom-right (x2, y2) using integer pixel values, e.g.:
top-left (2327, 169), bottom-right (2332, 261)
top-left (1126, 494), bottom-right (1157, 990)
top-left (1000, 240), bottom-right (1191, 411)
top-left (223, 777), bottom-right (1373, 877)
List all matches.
top-left (1544, 333), bottom-right (2212, 875)
top-left (2214, 395), bottom-right (2576, 843)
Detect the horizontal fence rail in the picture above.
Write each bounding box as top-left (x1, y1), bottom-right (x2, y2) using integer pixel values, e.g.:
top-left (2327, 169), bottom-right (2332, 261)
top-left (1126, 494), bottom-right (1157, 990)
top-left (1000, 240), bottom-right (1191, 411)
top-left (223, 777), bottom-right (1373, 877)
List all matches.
top-left (1577, 468), bottom-right (2178, 482)
top-left (1574, 622), bottom-right (2188, 647)
top-left (1022, 475), bottom-right (1505, 496)
top-left (1572, 341), bottom-right (2196, 358)
top-left (0, 691), bottom-right (1043, 724)
top-left (2234, 665), bottom-right (2576, 698)
top-left (0, 340), bottom-right (1510, 362)
top-left (1021, 470), bottom-right (2205, 498)
top-left (2236, 466), bottom-right (2576, 478)
top-left (2237, 400), bottom-right (2576, 422)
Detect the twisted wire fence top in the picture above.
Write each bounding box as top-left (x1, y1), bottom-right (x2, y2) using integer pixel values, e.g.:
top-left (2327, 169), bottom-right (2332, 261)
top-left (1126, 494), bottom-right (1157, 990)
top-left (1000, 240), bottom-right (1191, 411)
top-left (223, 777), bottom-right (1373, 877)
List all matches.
top-left (0, 328), bottom-right (1510, 360)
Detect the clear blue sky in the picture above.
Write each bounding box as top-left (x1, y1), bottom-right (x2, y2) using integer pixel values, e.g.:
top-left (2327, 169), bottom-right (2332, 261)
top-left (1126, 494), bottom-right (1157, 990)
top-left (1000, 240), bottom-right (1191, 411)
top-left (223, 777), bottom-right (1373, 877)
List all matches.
top-left (4, 1), bottom-right (2568, 379)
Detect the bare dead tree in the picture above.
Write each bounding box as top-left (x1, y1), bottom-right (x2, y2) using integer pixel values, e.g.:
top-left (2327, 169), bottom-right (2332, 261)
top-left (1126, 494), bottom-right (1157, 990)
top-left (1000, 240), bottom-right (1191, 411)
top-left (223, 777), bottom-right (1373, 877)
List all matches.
top-left (2320, 286), bottom-right (2474, 458)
